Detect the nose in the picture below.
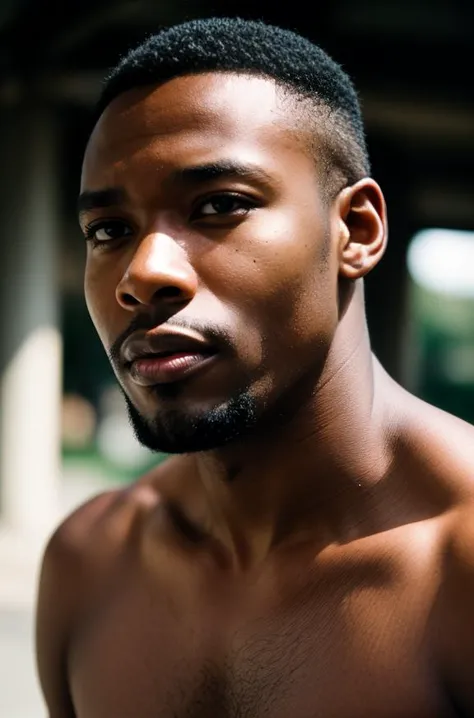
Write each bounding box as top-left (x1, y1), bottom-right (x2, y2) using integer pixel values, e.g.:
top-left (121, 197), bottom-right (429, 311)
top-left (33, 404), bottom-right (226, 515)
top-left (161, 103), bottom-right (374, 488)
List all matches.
top-left (116, 232), bottom-right (198, 311)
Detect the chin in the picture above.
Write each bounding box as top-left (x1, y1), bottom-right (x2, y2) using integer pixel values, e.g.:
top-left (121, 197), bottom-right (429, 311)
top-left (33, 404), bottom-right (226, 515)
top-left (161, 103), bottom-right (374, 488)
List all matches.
top-left (123, 390), bottom-right (259, 454)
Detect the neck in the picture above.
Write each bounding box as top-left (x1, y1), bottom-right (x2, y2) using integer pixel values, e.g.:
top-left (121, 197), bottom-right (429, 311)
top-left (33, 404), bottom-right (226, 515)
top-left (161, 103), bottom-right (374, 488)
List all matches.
top-left (177, 287), bottom-right (398, 568)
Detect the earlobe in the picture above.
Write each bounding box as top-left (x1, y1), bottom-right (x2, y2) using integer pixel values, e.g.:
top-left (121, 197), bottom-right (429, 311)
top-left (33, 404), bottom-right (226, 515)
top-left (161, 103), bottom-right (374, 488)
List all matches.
top-left (337, 179), bottom-right (387, 280)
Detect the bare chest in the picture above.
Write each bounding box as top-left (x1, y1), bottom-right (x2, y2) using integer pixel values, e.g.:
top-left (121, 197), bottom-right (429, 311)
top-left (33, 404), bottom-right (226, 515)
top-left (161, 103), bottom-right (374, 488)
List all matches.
top-left (68, 551), bottom-right (450, 718)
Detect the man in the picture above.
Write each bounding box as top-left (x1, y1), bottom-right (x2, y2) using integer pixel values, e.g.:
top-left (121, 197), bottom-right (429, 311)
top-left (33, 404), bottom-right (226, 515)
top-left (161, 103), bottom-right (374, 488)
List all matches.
top-left (36, 17), bottom-right (474, 718)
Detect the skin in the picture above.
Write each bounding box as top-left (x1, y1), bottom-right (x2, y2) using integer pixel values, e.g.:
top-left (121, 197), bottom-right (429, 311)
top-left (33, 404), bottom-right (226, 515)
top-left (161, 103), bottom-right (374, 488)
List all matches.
top-left (36, 73), bottom-right (474, 718)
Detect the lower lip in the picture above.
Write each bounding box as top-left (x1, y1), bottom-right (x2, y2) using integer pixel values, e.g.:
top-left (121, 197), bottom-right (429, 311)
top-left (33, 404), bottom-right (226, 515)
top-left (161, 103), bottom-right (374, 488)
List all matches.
top-left (129, 352), bottom-right (216, 386)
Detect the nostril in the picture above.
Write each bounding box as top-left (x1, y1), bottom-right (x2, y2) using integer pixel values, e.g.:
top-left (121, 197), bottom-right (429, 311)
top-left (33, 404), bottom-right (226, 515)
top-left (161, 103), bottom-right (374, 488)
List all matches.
top-left (156, 286), bottom-right (183, 299)
top-left (117, 275), bottom-right (195, 310)
top-left (121, 293), bottom-right (140, 307)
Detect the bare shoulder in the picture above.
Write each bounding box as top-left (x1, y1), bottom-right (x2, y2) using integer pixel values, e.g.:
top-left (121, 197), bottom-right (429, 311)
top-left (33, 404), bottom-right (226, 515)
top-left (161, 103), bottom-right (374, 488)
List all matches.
top-left (40, 455), bottom-right (180, 565)
top-left (35, 459), bottom-right (172, 717)
top-left (37, 458), bottom-right (175, 603)
top-left (441, 500), bottom-right (474, 611)
top-left (396, 385), bottom-right (474, 495)
top-left (40, 486), bottom-right (152, 578)
top-left (431, 501), bottom-right (474, 712)
top-left (391, 385), bottom-right (474, 706)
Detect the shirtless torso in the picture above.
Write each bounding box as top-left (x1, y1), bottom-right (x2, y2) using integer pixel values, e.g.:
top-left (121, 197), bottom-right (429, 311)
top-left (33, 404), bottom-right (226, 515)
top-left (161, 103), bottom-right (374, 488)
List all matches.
top-left (37, 384), bottom-right (474, 718)
top-left (35, 18), bottom-right (474, 718)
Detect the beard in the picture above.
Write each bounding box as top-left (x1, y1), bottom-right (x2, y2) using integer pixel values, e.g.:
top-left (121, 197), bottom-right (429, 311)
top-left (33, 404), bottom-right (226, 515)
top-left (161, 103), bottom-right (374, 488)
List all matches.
top-left (108, 316), bottom-right (262, 453)
top-left (121, 387), bottom-right (259, 454)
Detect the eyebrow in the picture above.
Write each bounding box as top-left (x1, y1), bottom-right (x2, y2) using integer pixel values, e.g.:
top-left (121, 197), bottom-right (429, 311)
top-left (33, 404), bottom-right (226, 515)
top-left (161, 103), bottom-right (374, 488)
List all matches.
top-left (77, 187), bottom-right (126, 220)
top-left (77, 160), bottom-right (276, 220)
top-left (172, 160), bottom-right (275, 188)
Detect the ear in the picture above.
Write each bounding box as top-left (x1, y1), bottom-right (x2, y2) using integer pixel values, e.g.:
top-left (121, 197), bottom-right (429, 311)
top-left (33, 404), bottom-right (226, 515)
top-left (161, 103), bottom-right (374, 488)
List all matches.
top-left (335, 178), bottom-right (388, 280)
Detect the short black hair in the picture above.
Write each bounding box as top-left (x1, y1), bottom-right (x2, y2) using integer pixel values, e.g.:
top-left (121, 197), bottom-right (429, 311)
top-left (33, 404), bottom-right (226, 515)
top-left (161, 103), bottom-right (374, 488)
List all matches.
top-left (96, 17), bottom-right (371, 196)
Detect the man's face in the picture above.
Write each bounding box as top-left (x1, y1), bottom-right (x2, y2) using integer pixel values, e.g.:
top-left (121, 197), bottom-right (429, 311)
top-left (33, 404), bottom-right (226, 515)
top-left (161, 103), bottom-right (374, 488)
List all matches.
top-left (80, 73), bottom-right (341, 453)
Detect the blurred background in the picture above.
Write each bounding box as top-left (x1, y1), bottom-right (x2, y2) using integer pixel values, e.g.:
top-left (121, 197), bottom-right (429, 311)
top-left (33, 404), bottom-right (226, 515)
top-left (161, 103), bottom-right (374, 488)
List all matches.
top-left (0, 0), bottom-right (473, 715)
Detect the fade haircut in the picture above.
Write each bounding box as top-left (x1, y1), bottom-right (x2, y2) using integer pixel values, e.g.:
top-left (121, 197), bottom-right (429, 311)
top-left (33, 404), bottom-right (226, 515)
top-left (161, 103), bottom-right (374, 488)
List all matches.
top-left (96, 17), bottom-right (371, 199)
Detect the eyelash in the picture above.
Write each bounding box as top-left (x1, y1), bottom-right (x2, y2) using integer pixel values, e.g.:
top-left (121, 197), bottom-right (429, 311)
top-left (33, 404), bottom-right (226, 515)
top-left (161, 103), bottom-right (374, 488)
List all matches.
top-left (82, 192), bottom-right (258, 249)
top-left (83, 219), bottom-right (131, 249)
top-left (190, 192), bottom-right (257, 221)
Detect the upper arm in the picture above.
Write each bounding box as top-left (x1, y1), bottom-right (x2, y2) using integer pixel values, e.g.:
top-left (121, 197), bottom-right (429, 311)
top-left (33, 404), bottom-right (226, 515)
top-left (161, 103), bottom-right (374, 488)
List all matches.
top-left (435, 506), bottom-right (474, 713)
top-left (35, 490), bottom-right (120, 718)
top-left (35, 524), bottom-right (80, 718)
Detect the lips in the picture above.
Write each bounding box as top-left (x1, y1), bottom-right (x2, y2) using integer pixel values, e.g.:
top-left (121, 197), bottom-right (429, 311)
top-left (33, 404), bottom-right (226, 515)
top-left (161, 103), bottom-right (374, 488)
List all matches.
top-left (121, 330), bottom-right (217, 386)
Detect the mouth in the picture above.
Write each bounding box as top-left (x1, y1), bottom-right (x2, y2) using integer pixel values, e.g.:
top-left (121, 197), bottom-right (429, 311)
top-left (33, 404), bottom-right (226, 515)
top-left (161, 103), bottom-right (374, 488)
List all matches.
top-left (121, 330), bottom-right (218, 386)
top-left (129, 350), bottom-right (217, 386)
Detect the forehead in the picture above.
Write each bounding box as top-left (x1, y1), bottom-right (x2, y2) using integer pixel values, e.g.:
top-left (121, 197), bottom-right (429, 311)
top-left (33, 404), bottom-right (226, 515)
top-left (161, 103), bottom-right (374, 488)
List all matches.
top-left (82, 74), bottom-right (316, 191)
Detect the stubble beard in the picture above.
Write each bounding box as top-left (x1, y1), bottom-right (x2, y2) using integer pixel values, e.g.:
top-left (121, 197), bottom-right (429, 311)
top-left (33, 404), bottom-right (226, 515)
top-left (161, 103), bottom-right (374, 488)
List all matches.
top-left (121, 386), bottom-right (259, 454)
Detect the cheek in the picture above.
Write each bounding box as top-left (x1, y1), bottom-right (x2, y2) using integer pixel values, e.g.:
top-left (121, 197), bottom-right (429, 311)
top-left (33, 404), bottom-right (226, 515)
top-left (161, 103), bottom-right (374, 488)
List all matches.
top-left (84, 259), bottom-right (121, 348)
top-left (199, 210), bottom-right (335, 324)
top-left (264, 259), bottom-right (336, 359)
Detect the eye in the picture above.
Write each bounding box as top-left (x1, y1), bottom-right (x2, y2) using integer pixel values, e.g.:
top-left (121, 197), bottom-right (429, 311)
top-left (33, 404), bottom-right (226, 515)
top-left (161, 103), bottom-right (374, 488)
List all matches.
top-left (83, 220), bottom-right (133, 247)
top-left (191, 193), bottom-right (255, 221)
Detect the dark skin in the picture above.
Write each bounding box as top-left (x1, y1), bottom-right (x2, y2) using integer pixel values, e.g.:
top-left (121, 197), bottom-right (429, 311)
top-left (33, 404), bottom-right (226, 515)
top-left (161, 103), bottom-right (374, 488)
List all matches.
top-left (36, 73), bottom-right (474, 718)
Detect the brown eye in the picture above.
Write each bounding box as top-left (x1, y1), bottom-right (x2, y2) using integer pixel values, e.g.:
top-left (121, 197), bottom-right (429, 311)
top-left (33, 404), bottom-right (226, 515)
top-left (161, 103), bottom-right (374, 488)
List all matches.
top-left (193, 193), bottom-right (254, 219)
top-left (84, 220), bottom-right (133, 245)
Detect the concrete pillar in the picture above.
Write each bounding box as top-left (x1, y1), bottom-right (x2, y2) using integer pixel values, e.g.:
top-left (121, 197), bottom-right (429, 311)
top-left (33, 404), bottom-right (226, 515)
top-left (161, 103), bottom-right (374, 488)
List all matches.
top-left (0, 101), bottom-right (62, 537)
